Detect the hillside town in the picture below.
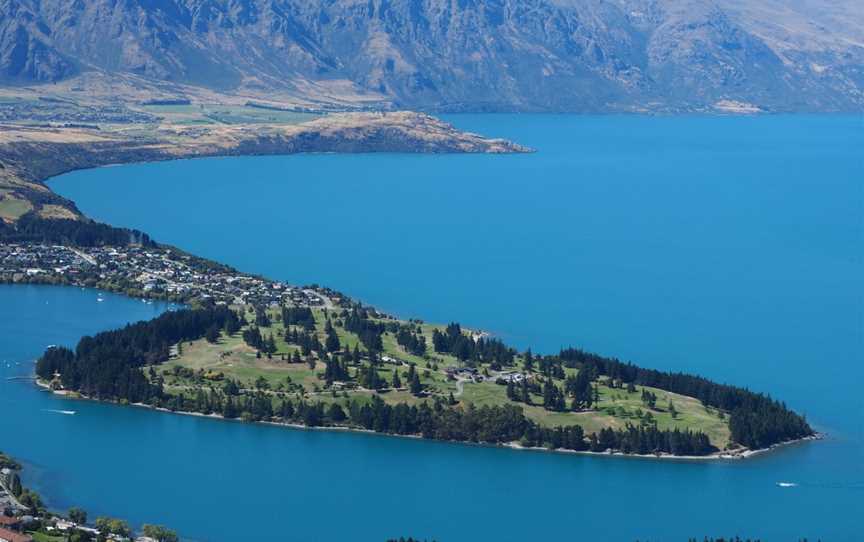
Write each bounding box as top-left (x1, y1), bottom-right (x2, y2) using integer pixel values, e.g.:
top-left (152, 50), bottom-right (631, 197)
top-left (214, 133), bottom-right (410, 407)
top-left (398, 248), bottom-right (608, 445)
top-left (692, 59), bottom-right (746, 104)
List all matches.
top-left (0, 243), bottom-right (329, 308)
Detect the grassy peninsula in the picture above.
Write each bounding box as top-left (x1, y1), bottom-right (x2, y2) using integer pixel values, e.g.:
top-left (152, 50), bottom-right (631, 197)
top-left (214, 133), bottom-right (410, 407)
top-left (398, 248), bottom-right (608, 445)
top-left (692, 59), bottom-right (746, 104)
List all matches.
top-left (27, 256), bottom-right (813, 459)
top-left (152, 304), bottom-right (732, 448)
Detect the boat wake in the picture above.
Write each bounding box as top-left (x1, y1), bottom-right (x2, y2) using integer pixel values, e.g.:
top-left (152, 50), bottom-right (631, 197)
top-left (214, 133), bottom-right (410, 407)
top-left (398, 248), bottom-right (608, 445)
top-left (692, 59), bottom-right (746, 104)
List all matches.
top-left (43, 409), bottom-right (76, 415)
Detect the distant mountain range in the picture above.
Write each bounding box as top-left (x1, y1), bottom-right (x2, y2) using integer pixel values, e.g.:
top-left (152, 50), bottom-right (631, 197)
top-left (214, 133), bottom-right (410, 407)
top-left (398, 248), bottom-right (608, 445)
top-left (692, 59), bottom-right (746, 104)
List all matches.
top-left (1, 0), bottom-right (862, 112)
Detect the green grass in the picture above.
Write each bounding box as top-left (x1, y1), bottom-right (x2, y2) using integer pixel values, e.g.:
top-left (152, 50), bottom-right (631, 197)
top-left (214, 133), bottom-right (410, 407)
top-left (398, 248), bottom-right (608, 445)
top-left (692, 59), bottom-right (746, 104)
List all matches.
top-left (0, 192), bottom-right (32, 220)
top-left (458, 377), bottom-right (731, 447)
top-left (205, 106), bottom-right (318, 124)
top-left (157, 304), bottom-right (732, 448)
top-left (158, 332), bottom-right (322, 393)
top-left (28, 532), bottom-right (66, 542)
top-left (376, 318), bottom-right (466, 369)
top-left (139, 104), bottom-right (200, 114)
top-left (139, 104), bottom-right (320, 125)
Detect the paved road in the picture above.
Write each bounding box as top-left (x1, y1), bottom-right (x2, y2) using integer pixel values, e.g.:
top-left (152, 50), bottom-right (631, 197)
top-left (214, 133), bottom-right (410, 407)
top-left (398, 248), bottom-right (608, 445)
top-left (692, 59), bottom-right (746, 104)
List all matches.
top-left (304, 289), bottom-right (335, 310)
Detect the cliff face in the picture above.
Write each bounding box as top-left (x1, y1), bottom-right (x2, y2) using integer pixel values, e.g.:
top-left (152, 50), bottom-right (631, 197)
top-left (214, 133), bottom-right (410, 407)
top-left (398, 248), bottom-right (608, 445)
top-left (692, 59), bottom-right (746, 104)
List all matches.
top-left (0, 0), bottom-right (75, 82)
top-left (0, 0), bottom-right (861, 112)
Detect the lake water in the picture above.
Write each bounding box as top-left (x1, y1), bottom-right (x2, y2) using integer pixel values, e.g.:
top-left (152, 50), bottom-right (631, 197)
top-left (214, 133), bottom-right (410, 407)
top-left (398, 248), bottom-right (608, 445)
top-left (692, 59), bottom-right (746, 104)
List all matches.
top-left (3, 114), bottom-right (861, 540)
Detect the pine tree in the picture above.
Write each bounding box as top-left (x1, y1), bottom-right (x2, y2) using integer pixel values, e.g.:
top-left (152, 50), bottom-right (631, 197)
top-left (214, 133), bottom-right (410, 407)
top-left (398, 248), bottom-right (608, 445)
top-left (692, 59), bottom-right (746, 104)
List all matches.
top-left (265, 334), bottom-right (277, 354)
top-left (10, 472), bottom-right (22, 497)
top-left (68, 507), bottom-right (87, 525)
top-left (325, 319), bottom-right (341, 352)
top-left (569, 369), bottom-right (594, 410)
top-left (520, 379), bottom-right (531, 405)
top-left (543, 378), bottom-right (554, 409)
top-left (205, 324), bottom-right (220, 344)
top-left (222, 396), bottom-right (237, 419)
top-left (328, 403), bottom-right (346, 422)
top-left (359, 363), bottom-right (382, 390)
top-left (392, 369), bottom-right (402, 389)
top-left (410, 371), bottom-right (422, 396)
top-left (524, 349), bottom-right (534, 372)
top-left (506, 380), bottom-right (516, 401)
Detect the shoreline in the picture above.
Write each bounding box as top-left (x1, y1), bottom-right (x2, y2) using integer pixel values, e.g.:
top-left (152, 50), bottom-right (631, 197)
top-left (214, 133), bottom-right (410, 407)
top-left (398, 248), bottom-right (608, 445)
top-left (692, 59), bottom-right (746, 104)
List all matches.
top-left (0, 111), bottom-right (531, 222)
top-left (34, 378), bottom-right (821, 462)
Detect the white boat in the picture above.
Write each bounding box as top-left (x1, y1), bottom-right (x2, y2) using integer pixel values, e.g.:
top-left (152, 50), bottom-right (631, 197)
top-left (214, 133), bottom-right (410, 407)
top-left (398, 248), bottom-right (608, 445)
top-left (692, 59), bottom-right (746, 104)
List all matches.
top-left (777, 481), bottom-right (797, 488)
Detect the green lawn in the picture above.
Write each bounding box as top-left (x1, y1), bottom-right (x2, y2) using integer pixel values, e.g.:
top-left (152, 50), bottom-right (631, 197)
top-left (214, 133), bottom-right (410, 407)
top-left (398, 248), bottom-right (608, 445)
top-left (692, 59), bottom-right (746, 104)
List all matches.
top-left (0, 192), bottom-right (33, 220)
top-left (458, 376), bottom-right (731, 447)
top-left (156, 303), bottom-right (732, 448)
top-left (28, 532), bottom-right (66, 542)
top-left (158, 333), bottom-right (322, 393)
top-left (139, 103), bottom-right (320, 125)
top-left (139, 104), bottom-right (201, 114)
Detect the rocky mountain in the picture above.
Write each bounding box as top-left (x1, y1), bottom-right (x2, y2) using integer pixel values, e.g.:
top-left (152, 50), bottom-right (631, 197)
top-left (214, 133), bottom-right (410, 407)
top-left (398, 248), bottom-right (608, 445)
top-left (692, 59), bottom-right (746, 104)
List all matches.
top-left (0, 0), bottom-right (861, 112)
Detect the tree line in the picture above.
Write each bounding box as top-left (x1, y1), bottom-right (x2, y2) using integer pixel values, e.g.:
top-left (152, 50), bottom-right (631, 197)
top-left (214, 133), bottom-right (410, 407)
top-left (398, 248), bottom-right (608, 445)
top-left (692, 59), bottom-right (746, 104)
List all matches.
top-left (282, 306), bottom-right (316, 330)
top-left (106, 374), bottom-right (717, 456)
top-left (557, 347), bottom-right (813, 448)
top-left (432, 323), bottom-right (515, 367)
top-left (343, 307), bottom-right (385, 352)
top-left (395, 325), bottom-right (427, 356)
top-left (35, 307), bottom-right (241, 401)
top-left (0, 212), bottom-right (154, 247)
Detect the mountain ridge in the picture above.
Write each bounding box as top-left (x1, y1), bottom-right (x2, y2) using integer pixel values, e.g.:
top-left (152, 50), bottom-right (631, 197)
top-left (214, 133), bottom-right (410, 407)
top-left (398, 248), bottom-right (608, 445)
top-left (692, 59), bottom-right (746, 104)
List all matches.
top-left (1, 0), bottom-right (862, 112)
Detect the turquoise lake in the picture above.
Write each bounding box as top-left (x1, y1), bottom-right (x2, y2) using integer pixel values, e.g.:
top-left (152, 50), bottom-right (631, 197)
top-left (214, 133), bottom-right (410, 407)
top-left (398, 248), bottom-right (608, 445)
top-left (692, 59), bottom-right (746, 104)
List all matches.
top-left (1, 114), bottom-right (861, 540)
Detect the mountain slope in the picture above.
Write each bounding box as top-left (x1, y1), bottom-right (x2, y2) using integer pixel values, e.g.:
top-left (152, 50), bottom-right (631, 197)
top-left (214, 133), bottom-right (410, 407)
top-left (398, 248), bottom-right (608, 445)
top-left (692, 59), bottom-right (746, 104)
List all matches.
top-left (0, 0), bottom-right (861, 112)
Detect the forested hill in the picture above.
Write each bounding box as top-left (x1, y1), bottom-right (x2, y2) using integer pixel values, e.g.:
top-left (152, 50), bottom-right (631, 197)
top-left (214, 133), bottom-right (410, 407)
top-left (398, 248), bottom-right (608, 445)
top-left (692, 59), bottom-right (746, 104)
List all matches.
top-left (1, 0), bottom-right (862, 113)
top-left (36, 306), bottom-right (813, 457)
top-left (37, 308), bottom-right (242, 402)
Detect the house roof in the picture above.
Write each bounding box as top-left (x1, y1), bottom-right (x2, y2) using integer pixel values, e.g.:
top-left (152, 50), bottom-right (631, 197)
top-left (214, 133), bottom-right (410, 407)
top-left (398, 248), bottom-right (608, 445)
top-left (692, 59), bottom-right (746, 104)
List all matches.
top-left (0, 518), bottom-right (18, 526)
top-left (0, 526), bottom-right (32, 542)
